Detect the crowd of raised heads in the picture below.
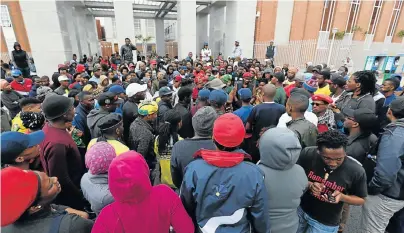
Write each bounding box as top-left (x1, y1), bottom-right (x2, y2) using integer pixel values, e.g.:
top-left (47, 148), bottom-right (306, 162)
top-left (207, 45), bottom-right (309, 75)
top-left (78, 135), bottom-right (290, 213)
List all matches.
top-left (1, 40), bottom-right (404, 233)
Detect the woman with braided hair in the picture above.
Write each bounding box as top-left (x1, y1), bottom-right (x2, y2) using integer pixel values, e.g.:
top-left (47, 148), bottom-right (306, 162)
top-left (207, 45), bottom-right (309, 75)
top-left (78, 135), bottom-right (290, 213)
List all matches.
top-left (154, 109), bottom-right (182, 188)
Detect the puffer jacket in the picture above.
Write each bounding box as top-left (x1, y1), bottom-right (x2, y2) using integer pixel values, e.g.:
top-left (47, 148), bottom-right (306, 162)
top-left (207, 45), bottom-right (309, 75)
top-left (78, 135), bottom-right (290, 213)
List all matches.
top-left (80, 173), bottom-right (114, 214)
top-left (368, 119), bottom-right (404, 200)
top-left (128, 117), bottom-right (156, 169)
top-left (180, 149), bottom-right (270, 233)
top-left (92, 151), bottom-right (194, 233)
top-left (258, 127), bottom-right (308, 233)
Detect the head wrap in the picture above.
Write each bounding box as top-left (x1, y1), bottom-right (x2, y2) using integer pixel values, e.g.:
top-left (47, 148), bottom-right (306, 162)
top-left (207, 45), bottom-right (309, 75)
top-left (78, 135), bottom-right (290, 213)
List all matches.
top-left (85, 142), bottom-right (116, 175)
top-left (138, 100), bottom-right (158, 116)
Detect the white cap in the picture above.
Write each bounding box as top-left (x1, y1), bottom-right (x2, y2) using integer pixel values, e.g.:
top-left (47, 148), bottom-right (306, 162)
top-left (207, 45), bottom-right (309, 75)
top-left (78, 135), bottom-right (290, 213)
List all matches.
top-left (58, 75), bottom-right (69, 82)
top-left (126, 83), bottom-right (147, 97)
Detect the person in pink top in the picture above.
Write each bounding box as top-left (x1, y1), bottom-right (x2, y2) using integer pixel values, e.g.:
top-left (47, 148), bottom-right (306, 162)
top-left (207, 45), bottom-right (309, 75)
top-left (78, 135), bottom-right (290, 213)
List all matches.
top-left (92, 151), bottom-right (194, 233)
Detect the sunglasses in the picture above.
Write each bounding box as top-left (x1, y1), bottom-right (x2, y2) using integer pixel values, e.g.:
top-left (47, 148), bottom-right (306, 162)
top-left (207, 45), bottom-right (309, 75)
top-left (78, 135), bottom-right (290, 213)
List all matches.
top-left (311, 102), bottom-right (326, 106)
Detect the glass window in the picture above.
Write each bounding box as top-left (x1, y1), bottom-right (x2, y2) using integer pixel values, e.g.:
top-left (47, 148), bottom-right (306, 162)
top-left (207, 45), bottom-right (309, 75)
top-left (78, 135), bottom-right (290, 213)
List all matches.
top-left (387, 0), bottom-right (403, 36)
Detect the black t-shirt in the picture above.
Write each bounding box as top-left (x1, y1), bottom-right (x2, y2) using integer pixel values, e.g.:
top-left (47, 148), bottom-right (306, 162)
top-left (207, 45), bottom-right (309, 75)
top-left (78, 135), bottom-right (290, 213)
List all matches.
top-left (297, 146), bottom-right (367, 226)
top-left (247, 102), bottom-right (285, 140)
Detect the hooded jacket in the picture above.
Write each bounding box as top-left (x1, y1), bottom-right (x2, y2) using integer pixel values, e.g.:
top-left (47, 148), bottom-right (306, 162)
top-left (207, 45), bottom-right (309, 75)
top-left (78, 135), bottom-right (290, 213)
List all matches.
top-left (87, 108), bottom-right (110, 138)
top-left (180, 149), bottom-right (270, 233)
top-left (92, 151), bottom-right (194, 233)
top-left (258, 128), bottom-right (308, 233)
top-left (80, 173), bottom-right (114, 215)
top-left (368, 119), bottom-right (404, 200)
top-left (11, 42), bottom-right (29, 69)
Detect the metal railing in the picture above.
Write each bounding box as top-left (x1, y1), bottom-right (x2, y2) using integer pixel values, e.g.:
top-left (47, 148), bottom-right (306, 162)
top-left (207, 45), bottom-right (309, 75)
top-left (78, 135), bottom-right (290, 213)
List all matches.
top-left (254, 39), bottom-right (354, 70)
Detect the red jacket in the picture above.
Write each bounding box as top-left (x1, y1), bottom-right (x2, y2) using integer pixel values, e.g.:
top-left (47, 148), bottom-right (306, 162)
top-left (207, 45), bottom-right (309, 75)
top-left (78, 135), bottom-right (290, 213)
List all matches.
top-left (92, 151), bottom-right (194, 233)
top-left (10, 78), bottom-right (32, 96)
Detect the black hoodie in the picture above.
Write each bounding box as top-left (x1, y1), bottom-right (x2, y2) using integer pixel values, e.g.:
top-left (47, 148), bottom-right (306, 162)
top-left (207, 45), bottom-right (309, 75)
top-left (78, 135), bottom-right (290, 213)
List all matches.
top-left (12, 42), bottom-right (29, 68)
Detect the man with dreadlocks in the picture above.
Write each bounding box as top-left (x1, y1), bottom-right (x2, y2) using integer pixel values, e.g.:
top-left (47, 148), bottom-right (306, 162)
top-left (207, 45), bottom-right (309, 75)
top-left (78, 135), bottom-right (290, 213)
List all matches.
top-left (334, 70), bottom-right (377, 118)
top-left (296, 130), bottom-right (367, 233)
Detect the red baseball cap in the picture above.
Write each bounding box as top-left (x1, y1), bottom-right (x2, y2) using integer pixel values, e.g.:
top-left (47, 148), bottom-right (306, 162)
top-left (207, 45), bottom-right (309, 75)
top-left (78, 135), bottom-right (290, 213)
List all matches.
top-left (76, 64), bottom-right (85, 73)
top-left (242, 72), bottom-right (252, 79)
top-left (213, 113), bottom-right (245, 148)
top-left (312, 94), bottom-right (333, 104)
top-left (150, 60), bottom-right (157, 65)
top-left (175, 76), bottom-right (182, 82)
top-left (1, 167), bottom-right (39, 226)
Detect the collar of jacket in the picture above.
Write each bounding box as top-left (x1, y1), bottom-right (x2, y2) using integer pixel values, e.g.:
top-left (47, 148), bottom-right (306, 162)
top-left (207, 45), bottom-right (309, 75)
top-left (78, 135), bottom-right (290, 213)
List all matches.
top-left (286, 117), bottom-right (306, 126)
top-left (347, 131), bottom-right (369, 145)
top-left (387, 118), bottom-right (404, 129)
top-left (136, 117), bottom-right (154, 132)
top-left (193, 149), bottom-right (252, 168)
top-left (77, 103), bottom-right (91, 115)
top-left (88, 173), bottom-right (108, 184)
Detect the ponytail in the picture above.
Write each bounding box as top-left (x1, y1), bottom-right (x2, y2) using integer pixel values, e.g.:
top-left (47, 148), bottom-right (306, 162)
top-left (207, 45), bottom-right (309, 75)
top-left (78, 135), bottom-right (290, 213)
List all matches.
top-left (157, 109), bottom-right (181, 153)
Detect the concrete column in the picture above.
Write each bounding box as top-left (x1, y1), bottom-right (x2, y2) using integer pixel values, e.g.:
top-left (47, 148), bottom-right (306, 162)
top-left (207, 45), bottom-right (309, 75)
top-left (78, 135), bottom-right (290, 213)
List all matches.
top-left (113, 0), bottom-right (135, 47)
top-left (209, 5), bottom-right (226, 57)
top-left (155, 18), bottom-right (165, 56)
top-left (59, 1), bottom-right (79, 60)
top-left (19, 0), bottom-right (69, 76)
top-left (85, 15), bottom-right (101, 56)
top-left (274, 1), bottom-right (294, 45)
top-left (196, 13), bottom-right (209, 56)
top-left (177, 0), bottom-right (196, 59)
top-left (224, 0), bottom-right (257, 58)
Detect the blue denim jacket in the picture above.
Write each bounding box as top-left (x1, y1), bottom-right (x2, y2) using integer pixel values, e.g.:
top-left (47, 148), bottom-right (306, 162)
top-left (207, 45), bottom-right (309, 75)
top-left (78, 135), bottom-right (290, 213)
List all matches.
top-left (368, 119), bottom-right (404, 200)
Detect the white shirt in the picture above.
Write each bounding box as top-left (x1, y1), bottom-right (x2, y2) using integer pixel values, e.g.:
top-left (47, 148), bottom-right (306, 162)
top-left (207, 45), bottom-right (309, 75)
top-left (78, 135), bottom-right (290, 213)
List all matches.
top-left (232, 46), bottom-right (242, 58)
top-left (201, 48), bottom-right (212, 61)
top-left (277, 112), bottom-right (318, 128)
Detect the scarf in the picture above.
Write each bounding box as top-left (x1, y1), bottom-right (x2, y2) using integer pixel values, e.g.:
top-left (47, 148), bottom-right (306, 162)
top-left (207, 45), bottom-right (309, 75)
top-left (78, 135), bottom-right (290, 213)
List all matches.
top-left (318, 108), bottom-right (336, 129)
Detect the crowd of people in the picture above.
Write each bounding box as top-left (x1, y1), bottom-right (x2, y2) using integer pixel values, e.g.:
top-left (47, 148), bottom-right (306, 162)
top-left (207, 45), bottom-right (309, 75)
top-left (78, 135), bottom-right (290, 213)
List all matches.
top-left (1, 39), bottom-right (404, 233)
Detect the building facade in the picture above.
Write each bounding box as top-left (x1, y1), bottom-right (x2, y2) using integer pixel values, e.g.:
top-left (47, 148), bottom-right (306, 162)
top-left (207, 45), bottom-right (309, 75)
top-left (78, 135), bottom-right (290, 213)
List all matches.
top-left (254, 0), bottom-right (404, 72)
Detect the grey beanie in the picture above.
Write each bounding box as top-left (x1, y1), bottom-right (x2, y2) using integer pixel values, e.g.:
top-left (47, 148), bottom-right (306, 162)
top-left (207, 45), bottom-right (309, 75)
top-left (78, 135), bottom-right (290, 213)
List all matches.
top-left (192, 106), bottom-right (218, 137)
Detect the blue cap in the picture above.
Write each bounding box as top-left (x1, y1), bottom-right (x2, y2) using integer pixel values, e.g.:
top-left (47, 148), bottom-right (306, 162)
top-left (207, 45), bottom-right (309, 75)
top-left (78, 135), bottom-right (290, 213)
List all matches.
top-left (109, 85), bottom-right (125, 94)
top-left (159, 86), bottom-right (173, 97)
top-left (1, 130), bottom-right (45, 165)
top-left (198, 89), bottom-right (210, 100)
top-left (11, 69), bottom-right (22, 77)
top-left (209, 90), bottom-right (228, 105)
top-left (238, 88), bottom-right (252, 101)
top-left (204, 42), bottom-right (208, 46)
top-left (179, 66), bottom-right (188, 71)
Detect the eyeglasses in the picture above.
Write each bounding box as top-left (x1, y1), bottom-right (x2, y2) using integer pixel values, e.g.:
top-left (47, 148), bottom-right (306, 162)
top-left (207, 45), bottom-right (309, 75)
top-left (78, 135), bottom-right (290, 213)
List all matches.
top-left (311, 102), bottom-right (326, 106)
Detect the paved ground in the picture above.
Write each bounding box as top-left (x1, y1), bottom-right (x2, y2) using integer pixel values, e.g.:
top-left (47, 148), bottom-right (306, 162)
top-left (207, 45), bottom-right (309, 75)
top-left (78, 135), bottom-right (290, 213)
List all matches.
top-left (345, 205), bottom-right (362, 233)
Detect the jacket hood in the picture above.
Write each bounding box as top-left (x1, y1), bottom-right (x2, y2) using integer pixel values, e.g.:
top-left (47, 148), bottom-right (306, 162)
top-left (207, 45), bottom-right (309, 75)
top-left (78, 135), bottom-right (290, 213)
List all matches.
top-left (259, 127), bottom-right (302, 170)
top-left (87, 108), bottom-right (109, 129)
top-left (13, 42), bottom-right (21, 50)
top-left (108, 151), bottom-right (152, 202)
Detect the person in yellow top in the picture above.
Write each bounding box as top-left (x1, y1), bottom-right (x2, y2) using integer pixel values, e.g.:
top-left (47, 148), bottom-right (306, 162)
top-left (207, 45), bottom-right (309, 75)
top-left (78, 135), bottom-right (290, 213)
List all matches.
top-left (11, 97), bottom-right (42, 133)
top-left (87, 113), bottom-right (129, 156)
top-left (154, 109), bottom-right (182, 188)
top-left (314, 69), bottom-right (332, 96)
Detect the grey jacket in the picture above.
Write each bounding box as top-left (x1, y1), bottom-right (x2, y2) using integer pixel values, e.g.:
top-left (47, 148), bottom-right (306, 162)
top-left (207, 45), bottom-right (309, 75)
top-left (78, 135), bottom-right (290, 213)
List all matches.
top-left (80, 173), bottom-right (114, 214)
top-left (54, 86), bottom-right (68, 96)
top-left (346, 132), bottom-right (378, 164)
top-left (258, 128), bottom-right (308, 233)
top-left (1, 204), bottom-right (93, 233)
top-left (128, 117), bottom-right (156, 168)
top-left (287, 118), bottom-right (318, 149)
top-left (335, 93), bottom-right (376, 121)
top-left (368, 119), bottom-right (404, 200)
top-left (87, 108), bottom-right (110, 138)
